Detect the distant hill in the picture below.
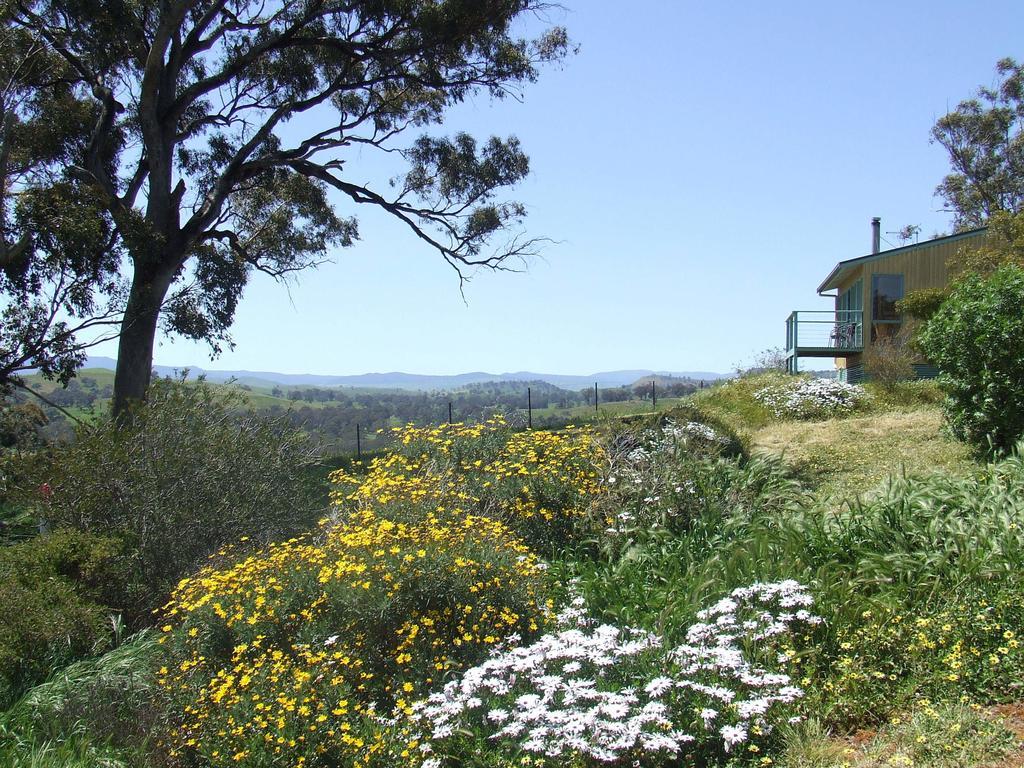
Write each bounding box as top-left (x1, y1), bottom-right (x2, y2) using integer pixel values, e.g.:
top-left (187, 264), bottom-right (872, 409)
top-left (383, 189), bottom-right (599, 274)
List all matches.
top-left (82, 357), bottom-right (726, 390)
top-left (628, 373), bottom-right (709, 387)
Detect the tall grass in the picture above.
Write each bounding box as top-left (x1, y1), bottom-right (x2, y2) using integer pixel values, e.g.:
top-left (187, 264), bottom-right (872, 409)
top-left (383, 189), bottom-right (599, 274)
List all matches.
top-left (0, 632), bottom-right (163, 768)
top-left (716, 450), bottom-right (1024, 603)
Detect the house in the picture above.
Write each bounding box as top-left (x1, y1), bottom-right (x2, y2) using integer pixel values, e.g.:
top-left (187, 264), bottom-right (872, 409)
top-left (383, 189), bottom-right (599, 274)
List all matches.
top-left (785, 218), bottom-right (987, 382)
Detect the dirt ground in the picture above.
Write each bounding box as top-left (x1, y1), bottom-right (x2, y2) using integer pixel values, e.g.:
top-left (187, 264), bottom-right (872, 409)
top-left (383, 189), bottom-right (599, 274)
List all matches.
top-left (989, 703), bottom-right (1024, 768)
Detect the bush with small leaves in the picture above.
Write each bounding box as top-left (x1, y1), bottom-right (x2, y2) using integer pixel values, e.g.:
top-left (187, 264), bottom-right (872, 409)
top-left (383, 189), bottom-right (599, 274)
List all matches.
top-left (31, 377), bottom-right (323, 620)
top-left (919, 264), bottom-right (1024, 455)
top-left (0, 529), bottom-right (126, 705)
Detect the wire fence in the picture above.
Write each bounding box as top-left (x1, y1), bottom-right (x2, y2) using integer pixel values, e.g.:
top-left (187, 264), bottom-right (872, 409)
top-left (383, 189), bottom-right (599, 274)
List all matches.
top-left (345, 379), bottom-right (714, 458)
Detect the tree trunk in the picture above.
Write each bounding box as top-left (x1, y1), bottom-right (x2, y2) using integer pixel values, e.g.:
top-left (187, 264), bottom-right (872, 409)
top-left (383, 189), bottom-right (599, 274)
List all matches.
top-left (111, 267), bottom-right (172, 418)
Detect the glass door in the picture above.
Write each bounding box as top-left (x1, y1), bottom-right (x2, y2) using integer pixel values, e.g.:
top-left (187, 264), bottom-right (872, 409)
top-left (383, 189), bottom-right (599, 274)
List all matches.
top-left (836, 279), bottom-right (863, 347)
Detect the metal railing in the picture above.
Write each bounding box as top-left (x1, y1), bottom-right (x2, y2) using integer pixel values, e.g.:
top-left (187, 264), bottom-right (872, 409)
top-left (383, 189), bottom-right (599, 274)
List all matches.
top-left (785, 310), bottom-right (863, 352)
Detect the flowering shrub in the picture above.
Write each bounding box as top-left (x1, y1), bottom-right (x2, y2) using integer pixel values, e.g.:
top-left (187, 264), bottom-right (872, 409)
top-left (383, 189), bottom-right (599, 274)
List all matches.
top-left (602, 421), bottom-right (714, 539)
top-left (331, 420), bottom-right (603, 554)
top-left (755, 377), bottom-right (866, 420)
top-left (411, 581), bottom-right (819, 766)
top-left (157, 509), bottom-right (551, 767)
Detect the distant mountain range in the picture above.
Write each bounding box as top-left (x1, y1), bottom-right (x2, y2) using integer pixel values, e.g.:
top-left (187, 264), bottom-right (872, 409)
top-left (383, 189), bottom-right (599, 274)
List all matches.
top-left (83, 357), bottom-right (727, 391)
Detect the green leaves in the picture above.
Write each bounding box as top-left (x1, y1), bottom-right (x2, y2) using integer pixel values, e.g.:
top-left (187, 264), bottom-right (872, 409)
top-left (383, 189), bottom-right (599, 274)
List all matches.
top-left (403, 133), bottom-right (529, 203)
top-left (932, 58), bottom-right (1024, 230)
top-left (919, 264), bottom-right (1024, 455)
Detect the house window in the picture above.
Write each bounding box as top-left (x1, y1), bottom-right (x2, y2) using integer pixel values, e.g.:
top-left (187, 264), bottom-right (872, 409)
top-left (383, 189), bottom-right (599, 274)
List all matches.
top-left (837, 279), bottom-right (862, 318)
top-left (872, 273), bottom-right (903, 323)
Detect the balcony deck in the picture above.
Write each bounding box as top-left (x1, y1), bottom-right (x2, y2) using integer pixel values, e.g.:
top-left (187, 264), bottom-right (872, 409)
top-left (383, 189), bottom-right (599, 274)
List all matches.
top-left (785, 310), bottom-right (863, 373)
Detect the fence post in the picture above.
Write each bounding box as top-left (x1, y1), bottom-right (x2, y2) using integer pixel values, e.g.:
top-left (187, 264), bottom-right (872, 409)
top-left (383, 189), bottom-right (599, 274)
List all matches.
top-left (527, 386), bottom-right (532, 429)
top-left (356, 423), bottom-right (361, 458)
top-left (594, 382), bottom-right (598, 413)
top-left (652, 380), bottom-right (657, 409)
top-left (448, 401), bottom-right (453, 424)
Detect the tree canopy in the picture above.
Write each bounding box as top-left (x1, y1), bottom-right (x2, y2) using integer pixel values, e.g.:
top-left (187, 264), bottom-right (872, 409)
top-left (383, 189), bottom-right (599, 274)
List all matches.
top-left (3, 0), bottom-right (569, 414)
top-left (0, 11), bottom-right (123, 392)
top-left (900, 59), bottom-right (1024, 321)
top-left (932, 57), bottom-right (1024, 231)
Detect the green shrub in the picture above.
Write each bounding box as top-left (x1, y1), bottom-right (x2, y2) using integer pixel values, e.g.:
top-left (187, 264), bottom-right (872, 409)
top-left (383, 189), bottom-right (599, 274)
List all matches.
top-left (31, 377), bottom-right (323, 619)
top-left (0, 529), bottom-right (126, 706)
top-left (919, 264), bottom-right (1024, 455)
top-left (0, 401), bottom-right (51, 544)
top-left (896, 287), bottom-right (949, 321)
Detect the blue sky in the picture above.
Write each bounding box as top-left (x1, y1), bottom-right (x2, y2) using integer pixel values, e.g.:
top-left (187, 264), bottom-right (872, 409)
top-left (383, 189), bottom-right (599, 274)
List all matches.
top-left (102, 1), bottom-right (1024, 376)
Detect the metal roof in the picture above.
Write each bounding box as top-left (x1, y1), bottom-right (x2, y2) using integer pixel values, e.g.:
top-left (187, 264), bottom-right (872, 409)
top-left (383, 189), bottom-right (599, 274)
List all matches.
top-left (816, 227), bottom-right (988, 294)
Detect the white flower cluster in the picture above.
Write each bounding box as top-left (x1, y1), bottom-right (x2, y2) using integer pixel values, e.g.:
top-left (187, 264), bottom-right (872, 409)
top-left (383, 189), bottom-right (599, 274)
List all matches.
top-left (674, 420), bottom-right (729, 445)
top-left (411, 581), bottom-right (819, 764)
top-left (651, 420), bottom-right (729, 457)
top-left (672, 580), bottom-right (822, 748)
top-left (755, 377), bottom-right (866, 419)
top-left (621, 420), bottom-right (728, 468)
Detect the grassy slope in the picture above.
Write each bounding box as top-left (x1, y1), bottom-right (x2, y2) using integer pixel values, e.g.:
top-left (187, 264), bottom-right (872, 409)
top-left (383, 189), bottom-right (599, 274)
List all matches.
top-left (691, 374), bottom-right (974, 503)
top-left (751, 408), bottom-right (974, 502)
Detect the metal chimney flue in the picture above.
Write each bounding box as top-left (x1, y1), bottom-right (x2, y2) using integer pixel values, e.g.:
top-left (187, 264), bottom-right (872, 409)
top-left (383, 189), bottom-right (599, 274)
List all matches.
top-left (871, 217), bottom-right (881, 254)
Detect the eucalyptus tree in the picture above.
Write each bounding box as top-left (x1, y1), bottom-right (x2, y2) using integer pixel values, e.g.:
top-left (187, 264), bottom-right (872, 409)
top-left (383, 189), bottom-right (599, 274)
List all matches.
top-left (0, 9), bottom-right (123, 392)
top-left (7, 0), bottom-right (568, 415)
top-left (933, 57), bottom-right (1024, 231)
